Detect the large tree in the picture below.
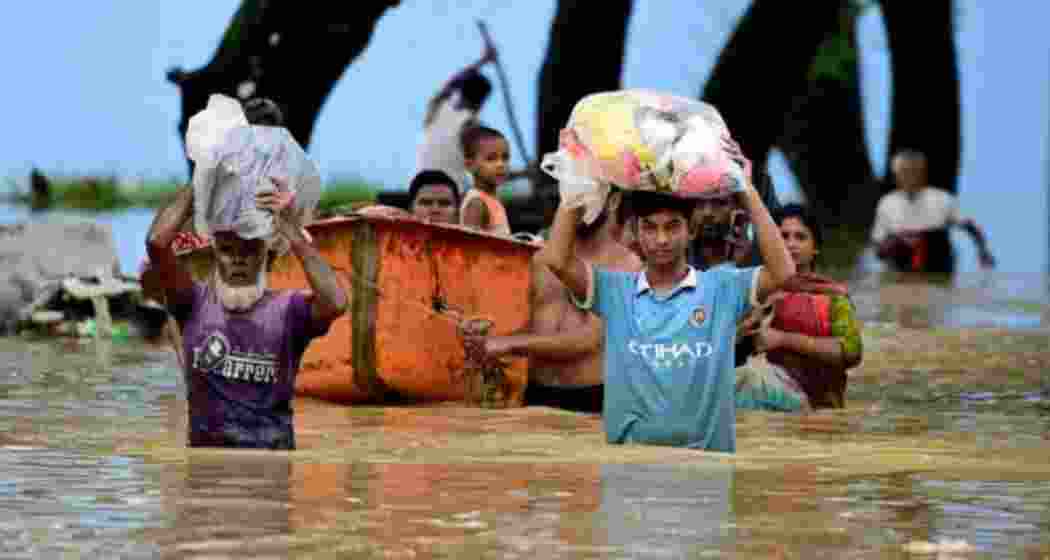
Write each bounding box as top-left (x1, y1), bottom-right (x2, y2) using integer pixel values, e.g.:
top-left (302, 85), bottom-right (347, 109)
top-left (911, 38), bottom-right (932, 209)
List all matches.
top-left (702, 0), bottom-right (844, 176)
top-left (776, 1), bottom-right (878, 227)
top-left (167, 0), bottom-right (400, 172)
top-left (879, 0), bottom-right (961, 194)
top-left (171, 0), bottom-right (965, 251)
top-left (533, 0), bottom-right (635, 205)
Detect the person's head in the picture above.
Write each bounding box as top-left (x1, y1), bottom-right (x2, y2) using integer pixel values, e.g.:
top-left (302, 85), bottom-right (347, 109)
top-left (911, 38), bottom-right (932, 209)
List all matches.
top-left (628, 191), bottom-right (697, 268)
top-left (243, 98), bottom-right (285, 127)
top-left (408, 170), bottom-right (460, 224)
top-left (574, 187), bottom-right (625, 239)
top-left (775, 203), bottom-right (823, 273)
top-left (457, 71), bottom-right (493, 113)
top-left (891, 149), bottom-right (927, 193)
top-left (211, 231), bottom-right (269, 311)
top-left (692, 192), bottom-right (736, 246)
top-left (690, 164), bottom-right (754, 247)
top-left (462, 125), bottom-right (510, 191)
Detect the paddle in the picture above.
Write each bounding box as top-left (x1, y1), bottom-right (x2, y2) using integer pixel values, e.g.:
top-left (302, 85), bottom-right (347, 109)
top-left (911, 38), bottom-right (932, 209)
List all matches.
top-left (476, 20), bottom-right (532, 167)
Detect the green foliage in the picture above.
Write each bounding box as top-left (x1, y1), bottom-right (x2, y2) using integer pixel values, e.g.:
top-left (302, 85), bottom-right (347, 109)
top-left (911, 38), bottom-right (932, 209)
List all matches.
top-left (2, 174), bottom-right (384, 213)
top-left (808, 0), bottom-right (876, 83)
top-left (314, 178), bottom-right (379, 215)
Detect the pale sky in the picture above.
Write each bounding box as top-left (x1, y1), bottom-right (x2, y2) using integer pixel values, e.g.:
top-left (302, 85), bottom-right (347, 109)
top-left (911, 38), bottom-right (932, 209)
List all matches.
top-left (1, 1), bottom-right (1047, 273)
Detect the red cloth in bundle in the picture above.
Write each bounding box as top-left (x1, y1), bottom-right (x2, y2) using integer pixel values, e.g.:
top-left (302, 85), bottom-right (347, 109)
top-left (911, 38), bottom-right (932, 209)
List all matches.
top-left (771, 272), bottom-right (847, 337)
top-left (765, 273), bottom-right (850, 408)
top-left (772, 292), bottom-right (832, 338)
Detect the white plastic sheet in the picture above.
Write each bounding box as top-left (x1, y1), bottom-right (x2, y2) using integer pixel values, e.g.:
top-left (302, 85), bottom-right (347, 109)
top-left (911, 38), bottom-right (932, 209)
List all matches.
top-left (186, 94), bottom-right (322, 254)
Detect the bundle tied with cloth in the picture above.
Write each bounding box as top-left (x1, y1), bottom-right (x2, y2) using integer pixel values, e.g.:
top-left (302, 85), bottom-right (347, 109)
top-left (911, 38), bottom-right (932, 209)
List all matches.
top-left (186, 94), bottom-right (322, 256)
top-left (540, 89), bottom-right (747, 223)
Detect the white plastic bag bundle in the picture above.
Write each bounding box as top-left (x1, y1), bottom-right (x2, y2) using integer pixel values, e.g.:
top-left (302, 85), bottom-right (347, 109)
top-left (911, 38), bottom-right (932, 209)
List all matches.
top-left (541, 89), bottom-right (746, 223)
top-left (186, 94), bottom-right (322, 254)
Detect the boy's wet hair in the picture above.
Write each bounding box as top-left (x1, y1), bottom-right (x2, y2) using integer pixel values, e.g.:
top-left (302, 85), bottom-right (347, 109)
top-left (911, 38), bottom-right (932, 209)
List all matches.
top-left (408, 170), bottom-right (460, 206)
top-left (243, 98), bottom-right (285, 126)
top-left (627, 190), bottom-right (697, 222)
top-left (460, 125), bottom-right (506, 159)
top-left (775, 203), bottom-right (824, 248)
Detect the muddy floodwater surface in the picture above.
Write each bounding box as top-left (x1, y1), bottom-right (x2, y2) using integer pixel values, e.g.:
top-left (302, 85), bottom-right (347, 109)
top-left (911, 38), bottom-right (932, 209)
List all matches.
top-left (0, 272), bottom-right (1048, 559)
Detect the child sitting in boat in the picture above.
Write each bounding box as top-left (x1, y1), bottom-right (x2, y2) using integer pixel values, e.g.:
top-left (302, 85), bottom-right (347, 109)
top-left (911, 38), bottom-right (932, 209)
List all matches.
top-left (535, 144), bottom-right (795, 452)
top-left (735, 204), bottom-right (864, 411)
top-left (460, 125), bottom-right (513, 236)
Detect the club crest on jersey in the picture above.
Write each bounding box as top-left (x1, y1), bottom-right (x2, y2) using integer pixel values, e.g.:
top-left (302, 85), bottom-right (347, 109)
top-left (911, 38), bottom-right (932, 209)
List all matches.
top-left (689, 305), bottom-right (707, 328)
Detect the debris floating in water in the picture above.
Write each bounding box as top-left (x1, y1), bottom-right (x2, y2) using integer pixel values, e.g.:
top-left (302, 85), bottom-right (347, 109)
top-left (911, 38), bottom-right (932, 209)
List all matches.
top-left (901, 538), bottom-right (974, 554)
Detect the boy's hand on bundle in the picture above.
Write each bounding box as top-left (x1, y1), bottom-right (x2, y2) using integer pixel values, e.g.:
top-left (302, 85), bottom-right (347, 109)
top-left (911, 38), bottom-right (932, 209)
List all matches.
top-left (721, 136), bottom-right (754, 199)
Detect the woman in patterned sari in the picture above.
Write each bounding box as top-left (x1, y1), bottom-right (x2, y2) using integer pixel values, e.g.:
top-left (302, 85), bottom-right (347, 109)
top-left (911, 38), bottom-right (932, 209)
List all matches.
top-left (736, 203), bottom-right (864, 411)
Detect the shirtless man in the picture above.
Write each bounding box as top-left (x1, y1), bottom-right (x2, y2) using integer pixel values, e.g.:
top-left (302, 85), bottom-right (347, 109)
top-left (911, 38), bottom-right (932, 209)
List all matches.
top-left (479, 190), bottom-right (642, 412)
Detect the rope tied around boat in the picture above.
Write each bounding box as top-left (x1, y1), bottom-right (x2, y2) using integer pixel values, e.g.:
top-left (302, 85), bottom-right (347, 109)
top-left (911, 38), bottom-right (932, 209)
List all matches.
top-left (457, 316), bottom-right (511, 408)
top-left (330, 262), bottom-right (511, 406)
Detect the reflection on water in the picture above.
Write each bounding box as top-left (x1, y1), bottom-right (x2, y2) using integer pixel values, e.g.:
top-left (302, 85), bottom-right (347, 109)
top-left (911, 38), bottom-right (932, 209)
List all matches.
top-left (0, 276), bottom-right (1048, 558)
top-left (848, 271), bottom-right (1050, 330)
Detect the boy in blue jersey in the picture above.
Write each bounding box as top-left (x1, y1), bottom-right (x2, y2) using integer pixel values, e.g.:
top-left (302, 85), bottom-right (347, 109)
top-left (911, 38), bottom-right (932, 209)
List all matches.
top-left (535, 149), bottom-right (795, 452)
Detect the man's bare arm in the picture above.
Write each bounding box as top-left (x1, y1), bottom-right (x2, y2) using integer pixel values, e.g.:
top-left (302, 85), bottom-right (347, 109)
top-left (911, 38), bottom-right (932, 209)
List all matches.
top-left (145, 185), bottom-right (195, 307)
top-left (957, 218), bottom-right (995, 268)
top-left (485, 316), bottom-right (602, 360)
top-left (273, 216), bottom-right (348, 324)
top-left (534, 203), bottom-right (591, 305)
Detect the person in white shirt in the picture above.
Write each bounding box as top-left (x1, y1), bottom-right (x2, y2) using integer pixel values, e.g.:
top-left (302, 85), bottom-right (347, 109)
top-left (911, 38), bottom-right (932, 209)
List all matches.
top-left (871, 150), bottom-right (995, 274)
top-left (416, 44), bottom-right (497, 194)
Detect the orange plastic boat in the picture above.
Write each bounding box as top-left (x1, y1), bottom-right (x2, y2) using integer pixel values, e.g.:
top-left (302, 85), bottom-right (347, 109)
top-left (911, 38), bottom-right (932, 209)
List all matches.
top-left (248, 215), bottom-right (537, 407)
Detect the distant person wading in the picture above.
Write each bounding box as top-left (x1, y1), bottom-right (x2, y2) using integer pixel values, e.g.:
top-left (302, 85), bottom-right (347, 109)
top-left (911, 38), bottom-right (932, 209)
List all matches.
top-left (871, 150), bottom-right (995, 274)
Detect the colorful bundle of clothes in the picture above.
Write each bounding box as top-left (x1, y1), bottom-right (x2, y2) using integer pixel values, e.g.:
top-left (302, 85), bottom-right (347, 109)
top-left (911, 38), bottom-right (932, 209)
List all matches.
top-left (540, 89), bottom-right (746, 223)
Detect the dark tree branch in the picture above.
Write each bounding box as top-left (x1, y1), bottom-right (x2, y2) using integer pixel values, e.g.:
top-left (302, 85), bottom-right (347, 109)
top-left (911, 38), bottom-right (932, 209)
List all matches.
top-left (534, 0), bottom-right (634, 211)
top-left (879, 0), bottom-right (961, 193)
top-left (167, 0), bottom-right (400, 174)
top-left (702, 0), bottom-right (843, 173)
top-left (777, 2), bottom-right (879, 227)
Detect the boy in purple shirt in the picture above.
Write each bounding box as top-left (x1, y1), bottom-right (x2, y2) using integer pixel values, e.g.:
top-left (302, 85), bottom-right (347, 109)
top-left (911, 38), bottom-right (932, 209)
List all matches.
top-left (145, 185), bottom-right (347, 450)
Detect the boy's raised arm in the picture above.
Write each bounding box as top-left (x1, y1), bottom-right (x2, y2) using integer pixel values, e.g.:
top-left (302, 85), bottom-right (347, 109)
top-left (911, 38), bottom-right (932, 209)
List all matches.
top-left (534, 203), bottom-right (591, 305)
top-left (739, 185), bottom-right (795, 301)
top-left (724, 140), bottom-right (794, 301)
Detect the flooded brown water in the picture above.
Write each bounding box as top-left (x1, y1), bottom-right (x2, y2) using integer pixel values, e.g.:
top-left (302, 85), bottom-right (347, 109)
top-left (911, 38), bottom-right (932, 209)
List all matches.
top-left (0, 273), bottom-right (1048, 559)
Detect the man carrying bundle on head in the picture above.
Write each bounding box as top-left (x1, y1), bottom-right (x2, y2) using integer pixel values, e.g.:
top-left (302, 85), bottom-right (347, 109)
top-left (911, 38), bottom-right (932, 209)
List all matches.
top-left (144, 94), bottom-right (346, 450)
top-left (142, 97), bottom-right (295, 371)
top-left (535, 90), bottom-right (795, 451)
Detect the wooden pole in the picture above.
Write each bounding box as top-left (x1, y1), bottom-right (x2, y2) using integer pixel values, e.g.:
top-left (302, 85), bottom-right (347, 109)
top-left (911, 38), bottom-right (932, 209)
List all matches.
top-left (476, 20), bottom-right (532, 166)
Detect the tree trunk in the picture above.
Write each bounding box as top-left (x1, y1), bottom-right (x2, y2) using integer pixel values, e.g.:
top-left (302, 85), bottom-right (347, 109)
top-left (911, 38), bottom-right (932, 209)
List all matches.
top-left (167, 0), bottom-right (400, 173)
top-left (702, 0), bottom-right (844, 173)
top-left (777, 3), bottom-right (878, 228)
top-left (534, 0), bottom-right (634, 215)
top-left (879, 0), bottom-right (960, 193)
